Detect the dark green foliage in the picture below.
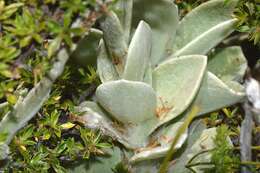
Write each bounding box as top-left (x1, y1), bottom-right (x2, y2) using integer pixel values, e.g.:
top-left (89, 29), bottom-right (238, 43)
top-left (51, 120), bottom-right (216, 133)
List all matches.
top-left (5, 99), bottom-right (112, 172)
top-left (205, 125), bottom-right (240, 173)
top-left (4, 7), bottom-right (44, 47)
top-left (233, 0), bottom-right (260, 44)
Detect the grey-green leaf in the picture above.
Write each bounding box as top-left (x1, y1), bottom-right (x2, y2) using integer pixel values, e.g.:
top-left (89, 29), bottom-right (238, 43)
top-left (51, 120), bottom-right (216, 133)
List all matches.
top-left (174, 19), bottom-right (237, 57)
top-left (155, 122), bottom-right (185, 146)
top-left (130, 122), bottom-right (188, 163)
top-left (169, 120), bottom-right (206, 173)
top-left (114, 0), bottom-right (133, 43)
top-left (173, 0), bottom-right (238, 57)
top-left (96, 80), bottom-right (158, 147)
top-left (99, 11), bottom-right (128, 76)
top-left (97, 39), bottom-right (119, 83)
top-left (123, 21), bottom-right (152, 81)
top-left (153, 55), bottom-right (207, 127)
top-left (171, 127), bottom-right (217, 173)
top-left (208, 46), bottom-right (247, 82)
top-left (143, 62), bottom-right (153, 86)
top-left (132, 0), bottom-right (178, 66)
top-left (75, 102), bottom-right (131, 148)
top-left (195, 72), bottom-right (245, 116)
top-left (96, 80), bottom-right (157, 124)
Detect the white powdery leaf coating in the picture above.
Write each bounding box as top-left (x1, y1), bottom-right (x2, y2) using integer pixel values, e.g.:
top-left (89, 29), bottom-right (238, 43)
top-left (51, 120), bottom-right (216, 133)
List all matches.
top-left (195, 72), bottom-right (245, 116)
top-left (152, 122), bottom-right (185, 147)
top-left (185, 128), bottom-right (230, 173)
top-left (153, 55), bottom-right (207, 127)
top-left (97, 39), bottom-right (119, 83)
top-left (99, 11), bottom-right (128, 76)
top-left (174, 19), bottom-right (237, 57)
top-left (173, 0), bottom-right (238, 56)
top-left (48, 48), bottom-right (69, 81)
top-left (208, 46), bottom-right (247, 82)
top-left (96, 79), bottom-right (157, 124)
top-left (132, 0), bottom-right (179, 66)
top-left (96, 79), bottom-right (158, 148)
top-left (123, 20), bottom-right (152, 81)
top-left (114, 0), bottom-right (133, 43)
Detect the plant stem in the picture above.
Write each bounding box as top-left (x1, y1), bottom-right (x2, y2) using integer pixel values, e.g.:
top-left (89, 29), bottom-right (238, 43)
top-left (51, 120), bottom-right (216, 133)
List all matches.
top-left (158, 106), bottom-right (200, 173)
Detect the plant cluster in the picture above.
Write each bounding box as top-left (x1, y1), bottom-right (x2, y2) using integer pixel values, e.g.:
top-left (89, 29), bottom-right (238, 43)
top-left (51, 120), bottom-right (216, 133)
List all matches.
top-left (0, 0), bottom-right (259, 172)
top-left (64, 0), bottom-right (253, 172)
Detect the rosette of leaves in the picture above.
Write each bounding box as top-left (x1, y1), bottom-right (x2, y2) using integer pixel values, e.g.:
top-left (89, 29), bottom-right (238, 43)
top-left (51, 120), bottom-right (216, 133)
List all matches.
top-left (69, 0), bottom-right (248, 172)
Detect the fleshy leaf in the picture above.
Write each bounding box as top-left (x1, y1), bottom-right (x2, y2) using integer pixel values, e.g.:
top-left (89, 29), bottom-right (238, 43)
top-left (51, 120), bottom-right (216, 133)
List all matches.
top-left (152, 55), bottom-right (207, 127)
top-left (130, 146), bottom-right (171, 164)
top-left (170, 128), bottom-right (217, 173)
top-left (155, 122), bottom-right (185, 146)
top-left (195, 72), bottom-right (245, 116)
top-left (123, 21), bottom-right (152, 81)
top-left (130, 121), bottom-right (206, 172)
top-left (97, 39), bottom-right (119, 83)
top-left (96, 80), bottom-right (157, 147)
top-left (114, 0), bottom-right (133, 43)
top-left (207, 46), bottom-right (247, 82)
top-left (99, 11), bottom-right (128, 76)
top-left (130, 122), bottom-right (188, 163)
top-left (169, 120), bottom-right (207, 173)
top-left (143, 62), bottom-right (153, 86)
top-left (132, 0), bottom-right (178, 66)
top-left (75, 101), bottom-right (131, 148)
top-left (173, 0), bottom-right (238, 57)
top-left (96, 80), bottom-right (157, 124)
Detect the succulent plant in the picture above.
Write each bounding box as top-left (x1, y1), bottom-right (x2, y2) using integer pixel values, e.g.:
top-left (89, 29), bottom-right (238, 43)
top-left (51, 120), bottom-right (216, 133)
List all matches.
top-left (70, 0), bottom-right (247, 172)
top-left (0, 0), bottom-right (248, 172)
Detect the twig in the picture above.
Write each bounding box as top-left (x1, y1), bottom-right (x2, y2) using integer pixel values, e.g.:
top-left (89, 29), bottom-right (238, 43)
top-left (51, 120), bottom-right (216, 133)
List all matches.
top-left (240, 102), bottom-right (254, 173)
